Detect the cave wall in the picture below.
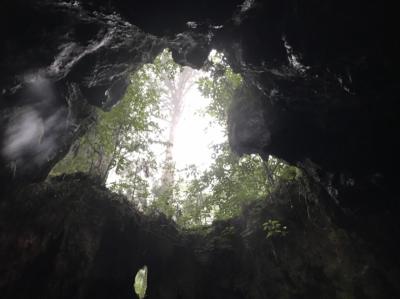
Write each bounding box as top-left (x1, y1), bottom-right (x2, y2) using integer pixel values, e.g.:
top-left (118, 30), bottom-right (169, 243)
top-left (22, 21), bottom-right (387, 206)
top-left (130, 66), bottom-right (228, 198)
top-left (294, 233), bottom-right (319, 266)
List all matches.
top-left (221, 1), bottom-right (399, 187)
top-left (0, 1), bottom-right (399, 298)
top-left (1, 174), bottom-right (398, 299)
top-left (1, 0), bottom-right (398, 193)
top-left (0, 0), bottom-right (166, 183)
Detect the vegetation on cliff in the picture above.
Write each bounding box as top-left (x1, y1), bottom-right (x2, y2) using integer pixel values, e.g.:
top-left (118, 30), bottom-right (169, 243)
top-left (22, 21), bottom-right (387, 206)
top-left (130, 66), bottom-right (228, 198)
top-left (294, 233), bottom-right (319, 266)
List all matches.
top-left (51, 50), bottom-right (298, 227)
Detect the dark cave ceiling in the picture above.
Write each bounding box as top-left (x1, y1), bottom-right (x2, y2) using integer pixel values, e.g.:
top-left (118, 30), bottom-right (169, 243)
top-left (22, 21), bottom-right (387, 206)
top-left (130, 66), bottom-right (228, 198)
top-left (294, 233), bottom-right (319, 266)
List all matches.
top-left (0, 0), bottom-right (398, 198)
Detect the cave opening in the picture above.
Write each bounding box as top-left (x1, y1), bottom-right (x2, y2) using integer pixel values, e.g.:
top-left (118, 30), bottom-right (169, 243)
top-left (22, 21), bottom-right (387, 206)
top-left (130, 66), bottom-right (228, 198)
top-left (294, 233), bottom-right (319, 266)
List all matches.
top-left (51, 48), bottom-right (297, 228)
top-left (1, 1), bottom-right (399, 298)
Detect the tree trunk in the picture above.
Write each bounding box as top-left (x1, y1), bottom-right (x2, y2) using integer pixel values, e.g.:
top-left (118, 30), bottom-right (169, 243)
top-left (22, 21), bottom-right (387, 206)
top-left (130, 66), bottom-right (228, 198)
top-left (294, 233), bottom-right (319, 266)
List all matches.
top-left (160, 67), bottom-right (196, 190)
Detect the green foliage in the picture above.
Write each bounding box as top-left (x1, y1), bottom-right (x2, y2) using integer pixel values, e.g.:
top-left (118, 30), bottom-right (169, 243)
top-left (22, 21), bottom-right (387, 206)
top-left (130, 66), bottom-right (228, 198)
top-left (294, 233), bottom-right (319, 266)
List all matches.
top-left (178, 147), bottom-right (269, 224)
top-left (52, 49), bottom-right (300, 228)
top-left (149, 174), bottom-right (181, 219)
top-left (134, 266), bottom-right (148, 299)
top-left (197, 52), bottom-right (242, 127)
top-left (262, 219), bottom-right (288, 239)
top-left (52, 53), bottom-right (168, 202)
top-left (173, 145), bottom-right (298, 227)
top-left (171, 53), bottom-right (299, 227)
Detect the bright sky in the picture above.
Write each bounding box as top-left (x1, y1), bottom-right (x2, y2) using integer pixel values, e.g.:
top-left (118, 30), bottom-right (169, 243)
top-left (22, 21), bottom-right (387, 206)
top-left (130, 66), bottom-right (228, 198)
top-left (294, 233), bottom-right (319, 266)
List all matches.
top-left (173, 82), bottom-right (225, 171)
top-left (107, 76), bottom-right (226, 186)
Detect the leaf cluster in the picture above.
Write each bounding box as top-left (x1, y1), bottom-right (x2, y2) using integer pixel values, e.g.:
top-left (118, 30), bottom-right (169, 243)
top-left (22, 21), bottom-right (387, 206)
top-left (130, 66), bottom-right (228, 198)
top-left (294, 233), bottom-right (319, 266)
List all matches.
top-left (262, 219), bottom-right (288, 239)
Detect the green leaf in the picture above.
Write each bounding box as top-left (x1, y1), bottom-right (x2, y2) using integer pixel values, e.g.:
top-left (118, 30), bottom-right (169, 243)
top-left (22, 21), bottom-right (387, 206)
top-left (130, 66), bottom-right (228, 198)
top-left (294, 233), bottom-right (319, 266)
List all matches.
top-left (134, 265), bottom-right (148, 299)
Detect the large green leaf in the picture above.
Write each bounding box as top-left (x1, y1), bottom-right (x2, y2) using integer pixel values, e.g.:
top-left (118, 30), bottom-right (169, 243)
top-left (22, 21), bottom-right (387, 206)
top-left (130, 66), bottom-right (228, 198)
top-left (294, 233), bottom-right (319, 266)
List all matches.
top-left (134, 265), bottom-right (148, 299)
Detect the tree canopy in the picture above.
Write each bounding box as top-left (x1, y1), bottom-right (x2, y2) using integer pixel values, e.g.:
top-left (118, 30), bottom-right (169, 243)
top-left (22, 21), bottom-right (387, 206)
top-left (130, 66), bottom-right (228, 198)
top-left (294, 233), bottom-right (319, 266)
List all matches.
top-left (51, 49), bottom-right (299, 228)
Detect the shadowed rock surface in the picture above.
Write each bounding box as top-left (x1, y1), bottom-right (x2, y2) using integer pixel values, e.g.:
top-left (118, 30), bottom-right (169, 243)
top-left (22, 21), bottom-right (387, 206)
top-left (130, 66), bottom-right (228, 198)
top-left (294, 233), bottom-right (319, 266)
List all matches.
top-left (1, 174), bottom-right (398, 299)
top-left (1, 0), bottom-right (398, 190)
top-left (0, 0), bottom-right (399, 298)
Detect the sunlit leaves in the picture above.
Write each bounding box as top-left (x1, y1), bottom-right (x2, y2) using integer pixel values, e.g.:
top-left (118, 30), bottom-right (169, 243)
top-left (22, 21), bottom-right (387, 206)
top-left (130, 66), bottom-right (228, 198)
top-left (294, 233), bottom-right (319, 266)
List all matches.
top-left (51, 53), bottom-right (166, 193)
top-left (197, 52), bottom-right (242, 127)
top-left (52, 49), bottom-right (299, 229)
top-left (176, 54), bottom-right (299, 226)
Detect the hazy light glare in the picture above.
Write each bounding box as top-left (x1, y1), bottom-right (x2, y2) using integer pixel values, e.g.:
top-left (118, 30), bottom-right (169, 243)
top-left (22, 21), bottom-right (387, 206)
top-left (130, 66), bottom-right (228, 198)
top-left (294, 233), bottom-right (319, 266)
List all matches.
top-left (2, 75), bottom-right (68, 173)
top-left (107, 71), bottom-right (225, 186)
top-left (107, 53), bottom-right (226, 187)
top-left (173, 83), bottom-right (225, 171)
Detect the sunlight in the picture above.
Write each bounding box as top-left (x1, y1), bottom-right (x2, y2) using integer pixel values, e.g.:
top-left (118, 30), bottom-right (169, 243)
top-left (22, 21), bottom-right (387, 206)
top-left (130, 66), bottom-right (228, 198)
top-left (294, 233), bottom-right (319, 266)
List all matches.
top-left (173, 81), bottom-right (225, 171)
top-left (107, 64), bottom-right (226, 187)
top-left (51, 47), bottom-right (295, 228)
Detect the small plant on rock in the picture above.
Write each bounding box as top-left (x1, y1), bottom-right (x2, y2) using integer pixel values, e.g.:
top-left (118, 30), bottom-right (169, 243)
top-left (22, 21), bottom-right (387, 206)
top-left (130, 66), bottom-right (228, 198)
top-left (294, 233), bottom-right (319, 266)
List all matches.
top-left (262, 219), bottom-right (288, 239)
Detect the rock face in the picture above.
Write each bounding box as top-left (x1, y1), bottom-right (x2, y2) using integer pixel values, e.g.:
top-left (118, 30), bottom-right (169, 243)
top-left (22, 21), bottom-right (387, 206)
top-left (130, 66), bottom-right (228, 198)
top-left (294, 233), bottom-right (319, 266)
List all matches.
top-left (1, 174), bottom-right (398, 299)
top-left (223, 1), bottom-right (399, 186)
top-left (0, 0), bottom-right (167, 183)
top-left (1, 0), bottom-right (398, 189)
top-left (0, 0), bottom-right (399, 298)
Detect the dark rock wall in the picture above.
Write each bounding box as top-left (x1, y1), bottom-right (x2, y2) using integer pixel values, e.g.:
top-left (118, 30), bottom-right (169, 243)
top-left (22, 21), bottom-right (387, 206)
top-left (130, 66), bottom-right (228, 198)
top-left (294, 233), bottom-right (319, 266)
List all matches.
top-left (0, 0), bottom-right (165, 183)
top-left (223, 1), bottom-right (399, 180)
top-left (1, 0), bottom-right (398, 191)
top-left (1, 174), bottom-right (398, 299)
top-left (0, 1), bottom-right (399, 298)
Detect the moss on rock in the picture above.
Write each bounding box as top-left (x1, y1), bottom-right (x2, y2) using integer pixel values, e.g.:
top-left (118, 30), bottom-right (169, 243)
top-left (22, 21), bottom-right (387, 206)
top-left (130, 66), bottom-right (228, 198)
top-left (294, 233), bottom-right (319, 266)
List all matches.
top-left (0, 173), bottom-right (398, 299)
